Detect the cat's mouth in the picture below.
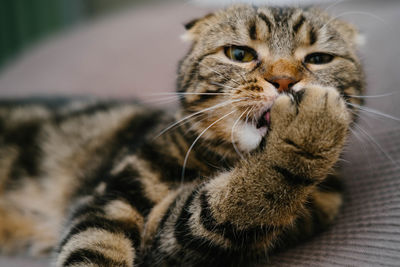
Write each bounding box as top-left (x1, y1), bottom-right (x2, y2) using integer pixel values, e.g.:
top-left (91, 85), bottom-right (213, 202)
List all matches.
top-left (256, 110), bottom-right (271, 129)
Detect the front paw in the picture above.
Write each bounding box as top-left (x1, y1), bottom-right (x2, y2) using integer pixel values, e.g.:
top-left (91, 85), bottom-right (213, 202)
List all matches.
top-left (269, 86), bottom-right (351, 165)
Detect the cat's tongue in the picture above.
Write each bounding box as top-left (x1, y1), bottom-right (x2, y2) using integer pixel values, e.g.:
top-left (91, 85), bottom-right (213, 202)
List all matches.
top-left (265, 111), bottom-right (271, 125)
top-left (256, 110), bottom-right (271, 129)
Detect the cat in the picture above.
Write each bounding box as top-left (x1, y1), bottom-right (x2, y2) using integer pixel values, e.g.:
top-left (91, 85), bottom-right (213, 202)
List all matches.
top-left (0, 4), bottom-right (365, 267)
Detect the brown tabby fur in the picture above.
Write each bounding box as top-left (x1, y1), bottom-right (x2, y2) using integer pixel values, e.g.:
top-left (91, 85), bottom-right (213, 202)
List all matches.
top-left (0, 4), bottom-right (364, 267)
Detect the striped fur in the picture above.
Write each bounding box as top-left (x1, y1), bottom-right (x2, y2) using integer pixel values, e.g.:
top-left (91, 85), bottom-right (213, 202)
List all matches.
top-left (0, 5), bottom-right (364, 266)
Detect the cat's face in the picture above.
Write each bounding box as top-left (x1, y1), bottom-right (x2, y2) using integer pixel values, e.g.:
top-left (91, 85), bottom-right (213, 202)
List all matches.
top-left (177, 5), bottom-right (364, 155)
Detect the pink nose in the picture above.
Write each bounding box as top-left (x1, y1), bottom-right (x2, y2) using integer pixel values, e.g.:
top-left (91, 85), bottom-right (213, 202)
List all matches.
top-left (267, 77), bottom-right (298, 92)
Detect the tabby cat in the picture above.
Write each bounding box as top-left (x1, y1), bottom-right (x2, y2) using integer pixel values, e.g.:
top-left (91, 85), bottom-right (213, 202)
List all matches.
top-left (0, 4), bottom-right (364, 267)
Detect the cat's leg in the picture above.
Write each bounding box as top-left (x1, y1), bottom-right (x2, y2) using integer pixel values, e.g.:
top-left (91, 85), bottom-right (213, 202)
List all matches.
top-left (55, 172), bottom-right (148, 267)
top-left (273, 174), bottom-right (345, 250)
top-left (311, 174), bottom-right (344, 231)
top-left (143, 86), bottom-right (351, 266)
top-left (56, 196), bottom-right (142, 267)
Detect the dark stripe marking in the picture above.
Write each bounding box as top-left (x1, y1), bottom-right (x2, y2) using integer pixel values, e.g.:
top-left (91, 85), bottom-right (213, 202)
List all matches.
top-left (257, 13), bottom-right (272, 33)
top-left (292, 15), bottom-right (305, 33)
top-left (142, 193), bottom-right (181, 265)
top-left (178, 52), bottom-right (215, 93)
top-left (249, 60), bottom-right (262, 73)
top-left (249, 22), bottom-right (257, 40)
top-left (4, 121), bottom-right (42, 180)
top-left (309, 27), bottom-right (318, 45)
top-left (169, 130), bottom-right (187, 157)
top-left (199, 191), bottom-right (276, 246)
top-left (53, 102), bottom-right (118, 124)
top-left (293, 89), bottom-right (305, 105)
top-left (139, 143), bottom-right (199, 182)
top-left (69, 200), bottom-right (105, 220)
top-left (58, 216), bottom-right (141, 251)
top-left (283, 138), bottom-right (324, 160)
top-left (106, 167), bottom-right (154, 217)
top-left (174, 190), bottom-right (236, 265)
top-left (272, 165), bottom-right (315, 186)
top-left (317, 174), bottom-right (344, 192)
top-left (75, 111), bottom-right (160, 197)
top-left (63, 248), bottom-right (128, 267)
top-left (182, 129), bottom-right (234, 170)
top-left (0, 117), bottom-right (4, 136)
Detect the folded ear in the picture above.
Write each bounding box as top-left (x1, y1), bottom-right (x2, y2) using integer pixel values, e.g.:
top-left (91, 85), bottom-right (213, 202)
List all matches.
top-left (181, 13), bottom-right (215, 42)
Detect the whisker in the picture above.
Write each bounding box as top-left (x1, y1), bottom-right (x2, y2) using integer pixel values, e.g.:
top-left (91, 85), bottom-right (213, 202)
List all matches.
top-left (140, 95), bottom-right (181, 105)
top-left (348, 104), bottom-right (389, 127)
top-left (141, 96), bottom-right (178, 102)
top-left (181, 110), bottom-right (236, 183)
top-left (146, 92), bottom-right (232, 96)
top-left (238, 72), bottom-right (248, 83)
top-left (245, 106), bottom-right (255, 125)
top-left (346, 92), bottom-right (396, 99)
top-left (349, 126), bottom-right (375, 167)
top-left (250, 105), bottom-right (259, 126)
top-left (322, 0), bottom-right (347, 12)
top-left (353, 123), bottom-right (400, 167)
top-left (153, 99), bottom-right (242, 139)
top-left (231, 108), bottom-right (249, 161)
top-left (185, 113), bottom-right (214, 133)
top-left (142, 92), bottom-right (178, 96)
top-left (349, 126), bottom-right (368, 149)
top-left (356, 109), bottom-right (376, 128)
top-left (347, 102), bottom-right (400, 122)
top-left (198, 61), bottom-right (241, 86)
top-left (321, 11), bottom-right (388, 32)
top-left (210, 81), bottom-right (236, 90)
top-left (347, 106), bottom-right (363, 121)
top-left (210, 82), bottom-right (254, 101)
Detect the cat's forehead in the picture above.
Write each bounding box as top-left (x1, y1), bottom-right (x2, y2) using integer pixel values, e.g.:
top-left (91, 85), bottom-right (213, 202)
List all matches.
top-left (216, 5), bottom-right (322, 32)
top-left (216, 6), bottom-right (323, 43)
top-left (187, 5), bottom-right (354, 55)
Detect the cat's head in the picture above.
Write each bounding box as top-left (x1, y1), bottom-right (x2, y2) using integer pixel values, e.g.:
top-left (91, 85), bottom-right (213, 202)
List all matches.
top-left (177, 5), bottom-right (364, 156)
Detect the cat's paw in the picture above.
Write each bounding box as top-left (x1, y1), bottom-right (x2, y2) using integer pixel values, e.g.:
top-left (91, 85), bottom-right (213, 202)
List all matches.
top-left (269, 86), bottom-right (351, 163)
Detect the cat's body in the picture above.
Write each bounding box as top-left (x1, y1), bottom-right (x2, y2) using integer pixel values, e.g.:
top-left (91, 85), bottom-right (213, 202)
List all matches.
top-left (0, 5), bottom-right (364, 267)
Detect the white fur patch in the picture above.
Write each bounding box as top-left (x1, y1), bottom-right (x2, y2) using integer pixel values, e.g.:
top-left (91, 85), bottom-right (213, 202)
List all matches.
top-left (235, 122), bottom-right (265, 152)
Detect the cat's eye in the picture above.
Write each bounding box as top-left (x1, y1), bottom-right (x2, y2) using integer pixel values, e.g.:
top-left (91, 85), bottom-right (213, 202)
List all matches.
top-left (304, 53), bottom-right (334, 65)
top-left (224, 46), bottom-right (257, 63)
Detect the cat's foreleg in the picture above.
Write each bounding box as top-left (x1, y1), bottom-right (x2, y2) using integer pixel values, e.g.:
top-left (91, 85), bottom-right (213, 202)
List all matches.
top-left (144, 86), bottom-right (351, 266)
top-left (55, 194), bottom-right (143, 267)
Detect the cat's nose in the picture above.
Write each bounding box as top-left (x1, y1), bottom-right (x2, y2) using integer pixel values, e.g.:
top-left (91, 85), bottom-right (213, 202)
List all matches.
top-left (266, 77), bottom-right (298, 93)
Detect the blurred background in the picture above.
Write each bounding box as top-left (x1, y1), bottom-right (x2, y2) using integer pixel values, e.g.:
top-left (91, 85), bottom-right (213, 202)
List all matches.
top-left (0, 0), bottom-right (187, 100)
top-left (0, 0), bottom-right (159, 69)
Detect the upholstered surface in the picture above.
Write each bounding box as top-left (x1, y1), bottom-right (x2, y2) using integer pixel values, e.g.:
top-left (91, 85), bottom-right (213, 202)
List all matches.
top-left (0, 1), bottom-right (399, 266)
